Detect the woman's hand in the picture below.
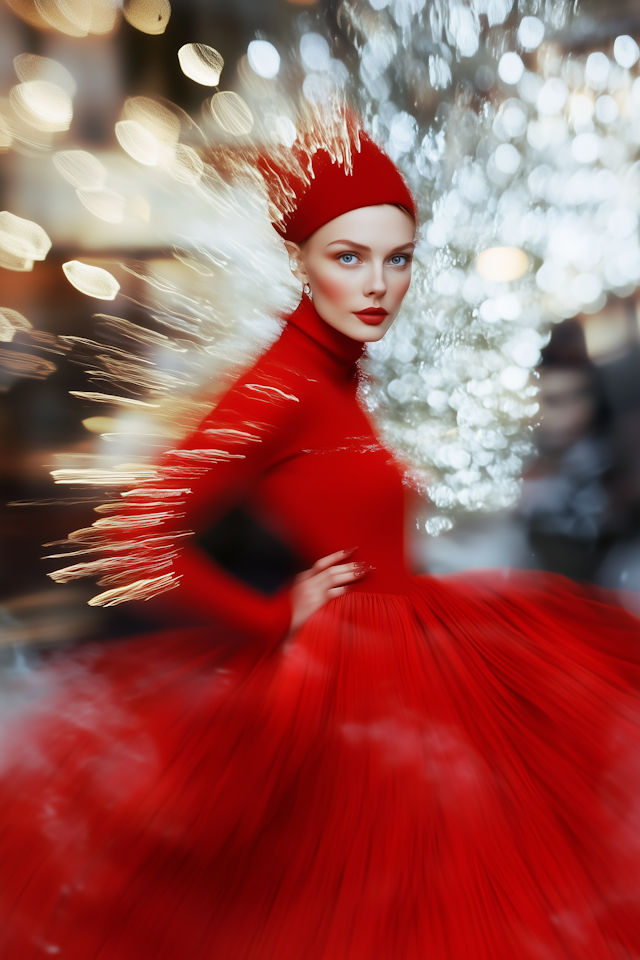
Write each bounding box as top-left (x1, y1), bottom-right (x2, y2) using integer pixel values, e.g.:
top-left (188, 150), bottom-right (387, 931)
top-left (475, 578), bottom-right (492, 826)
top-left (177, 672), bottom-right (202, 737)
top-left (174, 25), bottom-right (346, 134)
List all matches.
top-left (289, 549), bottom-right (368, 635)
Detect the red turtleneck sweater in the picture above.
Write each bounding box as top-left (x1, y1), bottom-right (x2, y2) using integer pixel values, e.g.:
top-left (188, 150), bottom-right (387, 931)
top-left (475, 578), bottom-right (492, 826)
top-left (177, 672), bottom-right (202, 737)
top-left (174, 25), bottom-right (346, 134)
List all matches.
top-left (152, 296), bottom-right (409, 647)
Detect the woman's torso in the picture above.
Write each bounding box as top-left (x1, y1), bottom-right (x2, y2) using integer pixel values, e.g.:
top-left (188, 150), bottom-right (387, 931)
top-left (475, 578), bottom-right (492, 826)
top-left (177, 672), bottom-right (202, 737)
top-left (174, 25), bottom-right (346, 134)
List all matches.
top-left (198, 297), bottom-right (411, 596)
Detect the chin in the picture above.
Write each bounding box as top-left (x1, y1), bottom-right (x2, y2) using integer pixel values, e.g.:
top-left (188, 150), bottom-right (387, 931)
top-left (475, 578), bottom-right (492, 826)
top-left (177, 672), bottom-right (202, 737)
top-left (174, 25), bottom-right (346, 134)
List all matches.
top-left (319, 308), bottom-right (395, 342)
top-left (356, 318), bottom-right (395, 342)
top-left (357, 326), bottom-right (390, 343)
top-left (340, 320), bottom-right (389, 342)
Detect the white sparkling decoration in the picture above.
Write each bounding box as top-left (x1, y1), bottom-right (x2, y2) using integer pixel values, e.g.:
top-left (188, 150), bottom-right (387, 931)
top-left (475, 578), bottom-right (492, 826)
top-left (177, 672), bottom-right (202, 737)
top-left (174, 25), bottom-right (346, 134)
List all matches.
top-left (388, 112), bottom-right (418, 156)
top-left (613, 35), bottom-right (640, 69)
top-left (498, 53), bottom-right (524, 85)
top-left (247, 41), bottom-right (281, 79)
top-left (595, 95), bottom-right (618, 124)
top-left (536, 78), bottom-right (568, 115)
top-left (300, 34), bottom-right (332, 73)
top-left (571, 132), bottom-right (602, 164)
top-left (585, 52), bottom-right (610, 86)
top-left (517, 17), bottom-right (544, 51)
top-left (494, 143), bottom-right (521, 174)
top-left (320, 0), bottom-right (640, 522)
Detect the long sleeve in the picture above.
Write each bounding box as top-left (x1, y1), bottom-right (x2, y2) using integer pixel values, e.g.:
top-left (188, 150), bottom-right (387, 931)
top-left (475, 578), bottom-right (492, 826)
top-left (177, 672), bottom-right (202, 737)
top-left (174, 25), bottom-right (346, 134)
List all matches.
top-left (92, 350), bottom-right (307, 648)
top-left (51, 296), bottom-right (363, 643)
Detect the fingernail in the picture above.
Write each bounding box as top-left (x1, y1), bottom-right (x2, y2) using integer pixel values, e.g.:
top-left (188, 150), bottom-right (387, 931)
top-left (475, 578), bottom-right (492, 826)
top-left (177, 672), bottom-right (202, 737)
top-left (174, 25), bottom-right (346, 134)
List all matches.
top-left (354, 562), bottom-right (366, 570)
top-left (343, 547), bottom-right (357, 555)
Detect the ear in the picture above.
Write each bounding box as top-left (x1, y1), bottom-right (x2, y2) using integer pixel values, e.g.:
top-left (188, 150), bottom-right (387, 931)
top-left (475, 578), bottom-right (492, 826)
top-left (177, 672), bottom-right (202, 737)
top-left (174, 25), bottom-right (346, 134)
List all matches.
top-left (283, 240), bottom-right (309, 286)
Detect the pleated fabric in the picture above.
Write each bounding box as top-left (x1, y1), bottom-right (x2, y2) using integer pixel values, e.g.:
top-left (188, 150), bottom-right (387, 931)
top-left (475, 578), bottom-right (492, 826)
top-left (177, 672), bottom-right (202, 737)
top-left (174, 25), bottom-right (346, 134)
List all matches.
top-left (1, 571), bottom-right (640, 959)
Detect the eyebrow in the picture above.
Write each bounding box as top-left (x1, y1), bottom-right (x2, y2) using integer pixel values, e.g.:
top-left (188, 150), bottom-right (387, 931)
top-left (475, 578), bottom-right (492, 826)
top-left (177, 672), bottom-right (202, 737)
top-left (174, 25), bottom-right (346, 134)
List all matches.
top-left (325, 239), bottom-right (416, 253)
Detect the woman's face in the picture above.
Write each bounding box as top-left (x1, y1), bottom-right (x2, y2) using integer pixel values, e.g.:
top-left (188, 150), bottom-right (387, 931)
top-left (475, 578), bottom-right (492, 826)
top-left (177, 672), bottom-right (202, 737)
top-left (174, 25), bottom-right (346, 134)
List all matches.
top-left (284, 204), bottom-right (415, 342)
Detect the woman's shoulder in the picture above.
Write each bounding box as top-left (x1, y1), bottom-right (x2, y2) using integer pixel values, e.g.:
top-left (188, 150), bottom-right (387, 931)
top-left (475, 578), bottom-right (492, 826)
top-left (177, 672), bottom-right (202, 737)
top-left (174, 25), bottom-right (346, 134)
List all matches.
top-left (236, 323), bottom-right (316, 399)
top-left (191, 325), bottom-right (313, 441)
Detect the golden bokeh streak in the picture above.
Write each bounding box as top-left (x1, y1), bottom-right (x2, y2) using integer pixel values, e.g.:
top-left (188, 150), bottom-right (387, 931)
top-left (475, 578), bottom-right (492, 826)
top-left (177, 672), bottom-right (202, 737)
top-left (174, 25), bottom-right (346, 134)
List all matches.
top-left (209, 91), bottom-right (253, 136)
top-left (62, 261), bottom-right (121, 300)
top-left (122, 0), bottom-right (171, 35)
top-left (115, 119), bottom-right (159, 165)
top-left (178, 44), bottom-right (224, 86)
top-left (0, 307), bottom-right (32, 342)
top-left (82, 416), bottom-right (120, 434)
top-left (0, 212), bottom-right (52, 266)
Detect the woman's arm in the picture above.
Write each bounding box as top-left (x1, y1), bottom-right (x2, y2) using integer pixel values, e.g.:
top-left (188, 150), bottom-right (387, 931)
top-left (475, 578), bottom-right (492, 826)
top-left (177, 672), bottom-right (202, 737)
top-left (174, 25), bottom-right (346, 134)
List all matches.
top-left (93, 357), bottom-right (305, 647)
top-left (79, 352), bottom-right (367, 646)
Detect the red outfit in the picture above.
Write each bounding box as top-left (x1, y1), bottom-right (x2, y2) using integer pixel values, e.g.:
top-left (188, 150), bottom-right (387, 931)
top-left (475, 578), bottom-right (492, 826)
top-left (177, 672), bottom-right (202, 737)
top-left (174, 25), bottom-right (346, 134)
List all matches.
top-left (1, 296), bottom-right (640, 959)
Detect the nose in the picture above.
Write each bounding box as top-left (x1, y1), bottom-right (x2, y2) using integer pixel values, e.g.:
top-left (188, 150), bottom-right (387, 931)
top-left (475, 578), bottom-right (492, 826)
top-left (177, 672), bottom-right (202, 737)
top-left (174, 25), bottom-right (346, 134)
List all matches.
top-left (365, 259), bottom-right (387, 300)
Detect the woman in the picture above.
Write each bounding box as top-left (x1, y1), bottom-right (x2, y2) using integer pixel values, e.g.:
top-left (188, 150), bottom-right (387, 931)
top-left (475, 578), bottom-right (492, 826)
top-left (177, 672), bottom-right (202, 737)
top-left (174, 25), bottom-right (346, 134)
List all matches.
top-left (1, 126), bottom-right (640, 960)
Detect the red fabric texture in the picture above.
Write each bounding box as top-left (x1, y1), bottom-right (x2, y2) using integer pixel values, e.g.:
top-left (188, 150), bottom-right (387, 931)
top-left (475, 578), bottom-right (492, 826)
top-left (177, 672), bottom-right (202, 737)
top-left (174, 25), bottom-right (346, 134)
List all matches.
top-left (1, 297), bottom-right (640, 958)
top-left (267, 132), bottom-right (416, 243)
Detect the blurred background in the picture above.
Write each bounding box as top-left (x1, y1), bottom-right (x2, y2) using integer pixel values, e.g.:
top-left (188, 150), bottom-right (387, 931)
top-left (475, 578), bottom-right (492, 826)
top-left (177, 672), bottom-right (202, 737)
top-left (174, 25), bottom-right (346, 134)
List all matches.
top-left (3, 0), bottom-right (640, 649)
top-left (0, 0), bottom-right (317, 649)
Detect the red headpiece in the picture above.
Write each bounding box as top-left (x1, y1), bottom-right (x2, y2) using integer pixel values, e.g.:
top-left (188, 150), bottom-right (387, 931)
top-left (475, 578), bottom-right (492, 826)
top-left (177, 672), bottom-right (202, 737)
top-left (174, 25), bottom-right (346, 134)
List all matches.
top-left (261, 127), bottom-right (416, 245)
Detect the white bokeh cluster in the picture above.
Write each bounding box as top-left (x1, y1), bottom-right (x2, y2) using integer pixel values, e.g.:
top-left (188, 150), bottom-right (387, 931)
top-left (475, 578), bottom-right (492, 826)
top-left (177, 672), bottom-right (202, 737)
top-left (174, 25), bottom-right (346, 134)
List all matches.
top-left (311, 0), bottom-right (640, 530)
top-left (299, 32), bottom-right (350, 105)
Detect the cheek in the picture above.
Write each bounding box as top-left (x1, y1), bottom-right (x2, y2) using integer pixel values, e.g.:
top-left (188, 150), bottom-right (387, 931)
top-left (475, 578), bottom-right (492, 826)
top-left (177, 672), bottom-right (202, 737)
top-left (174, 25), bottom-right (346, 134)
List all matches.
top-left (388, 270), bottom-right (412, 306)
top-left (308, 263), bottom-right (358, 306)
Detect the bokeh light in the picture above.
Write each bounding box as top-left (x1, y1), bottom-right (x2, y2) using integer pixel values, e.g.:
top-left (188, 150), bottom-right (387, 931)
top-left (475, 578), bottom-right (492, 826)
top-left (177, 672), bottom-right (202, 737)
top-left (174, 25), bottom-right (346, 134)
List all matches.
top-left (613, 35), bottom-right (639, 69)
top-left (209, 91), bottom-right (253, 136)
top-left (498, 53), bottom-right (524, 86)
top-left (517, 16), bottom-right (544, 51)
top-left (247, 41), bottom-right (280, 80)
top-left (62, 261), bottom-right (120, 299)
top-left (178, 44), bottom-right (224, 86)
top-left (122, 0), bottom-right (171, 36)
top-left (0, 211), bottom-right (51, 271)
top-left (82, 416), bottom-right (119, 434)
top-left (476, 248), bottom-right (529, 283)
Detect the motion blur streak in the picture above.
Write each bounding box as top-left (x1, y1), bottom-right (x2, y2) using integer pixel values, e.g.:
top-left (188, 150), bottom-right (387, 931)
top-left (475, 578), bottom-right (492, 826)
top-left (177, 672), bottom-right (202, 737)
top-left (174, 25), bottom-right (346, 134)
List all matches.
top-left (70, 392), bottom-right (159, 407)
top-left (53, 150), bottom-right (108, 189)
top-left (209, 92), bottom-right (254, 137)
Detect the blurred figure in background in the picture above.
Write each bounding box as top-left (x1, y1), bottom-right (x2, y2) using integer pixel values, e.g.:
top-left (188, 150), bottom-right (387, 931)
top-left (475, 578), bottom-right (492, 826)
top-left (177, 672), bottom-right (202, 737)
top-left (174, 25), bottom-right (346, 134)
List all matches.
top-left (418, 319), bottom-right (616, 582)
top-left (593, 311), bottom-right (640, 610)
top-left (520, 319), bottom-right (614, 581)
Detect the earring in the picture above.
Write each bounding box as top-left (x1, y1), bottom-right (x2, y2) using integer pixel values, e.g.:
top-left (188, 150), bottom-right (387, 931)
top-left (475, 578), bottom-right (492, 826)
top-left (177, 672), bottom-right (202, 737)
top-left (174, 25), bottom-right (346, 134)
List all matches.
top-left (303, 283), bottom-right (311, 297)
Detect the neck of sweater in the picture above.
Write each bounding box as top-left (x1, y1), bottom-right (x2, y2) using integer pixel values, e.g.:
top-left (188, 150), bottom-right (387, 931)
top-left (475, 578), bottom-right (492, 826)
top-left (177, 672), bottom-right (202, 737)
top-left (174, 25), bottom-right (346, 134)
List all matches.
top-left (285, 295), bottom-right (365, 372)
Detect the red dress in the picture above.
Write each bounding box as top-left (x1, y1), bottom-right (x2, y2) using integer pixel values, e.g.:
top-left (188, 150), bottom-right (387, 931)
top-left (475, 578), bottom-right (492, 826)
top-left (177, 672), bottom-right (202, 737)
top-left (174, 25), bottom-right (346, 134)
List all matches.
top-left (1, 296), bottom-right (640, 959)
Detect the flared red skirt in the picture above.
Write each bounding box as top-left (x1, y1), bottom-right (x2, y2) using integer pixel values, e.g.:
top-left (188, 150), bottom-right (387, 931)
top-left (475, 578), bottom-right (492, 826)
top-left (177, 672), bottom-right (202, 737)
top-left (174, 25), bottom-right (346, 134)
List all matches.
top-left (1, 571), bottom-right (640, 959)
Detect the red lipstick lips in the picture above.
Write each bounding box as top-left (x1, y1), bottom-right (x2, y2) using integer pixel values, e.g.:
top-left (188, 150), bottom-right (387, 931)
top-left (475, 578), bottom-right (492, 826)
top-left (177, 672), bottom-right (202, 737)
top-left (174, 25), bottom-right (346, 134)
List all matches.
top-left (354, 308), bottom-right (389, 326)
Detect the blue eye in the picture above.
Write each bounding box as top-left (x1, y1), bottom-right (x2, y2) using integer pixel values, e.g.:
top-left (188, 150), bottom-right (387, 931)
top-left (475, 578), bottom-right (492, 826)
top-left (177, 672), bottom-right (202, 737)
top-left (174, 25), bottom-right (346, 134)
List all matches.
top-left (389, 254), bottom-right (409, 266)
top-left (338, 253), bottom-right (358, 265)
